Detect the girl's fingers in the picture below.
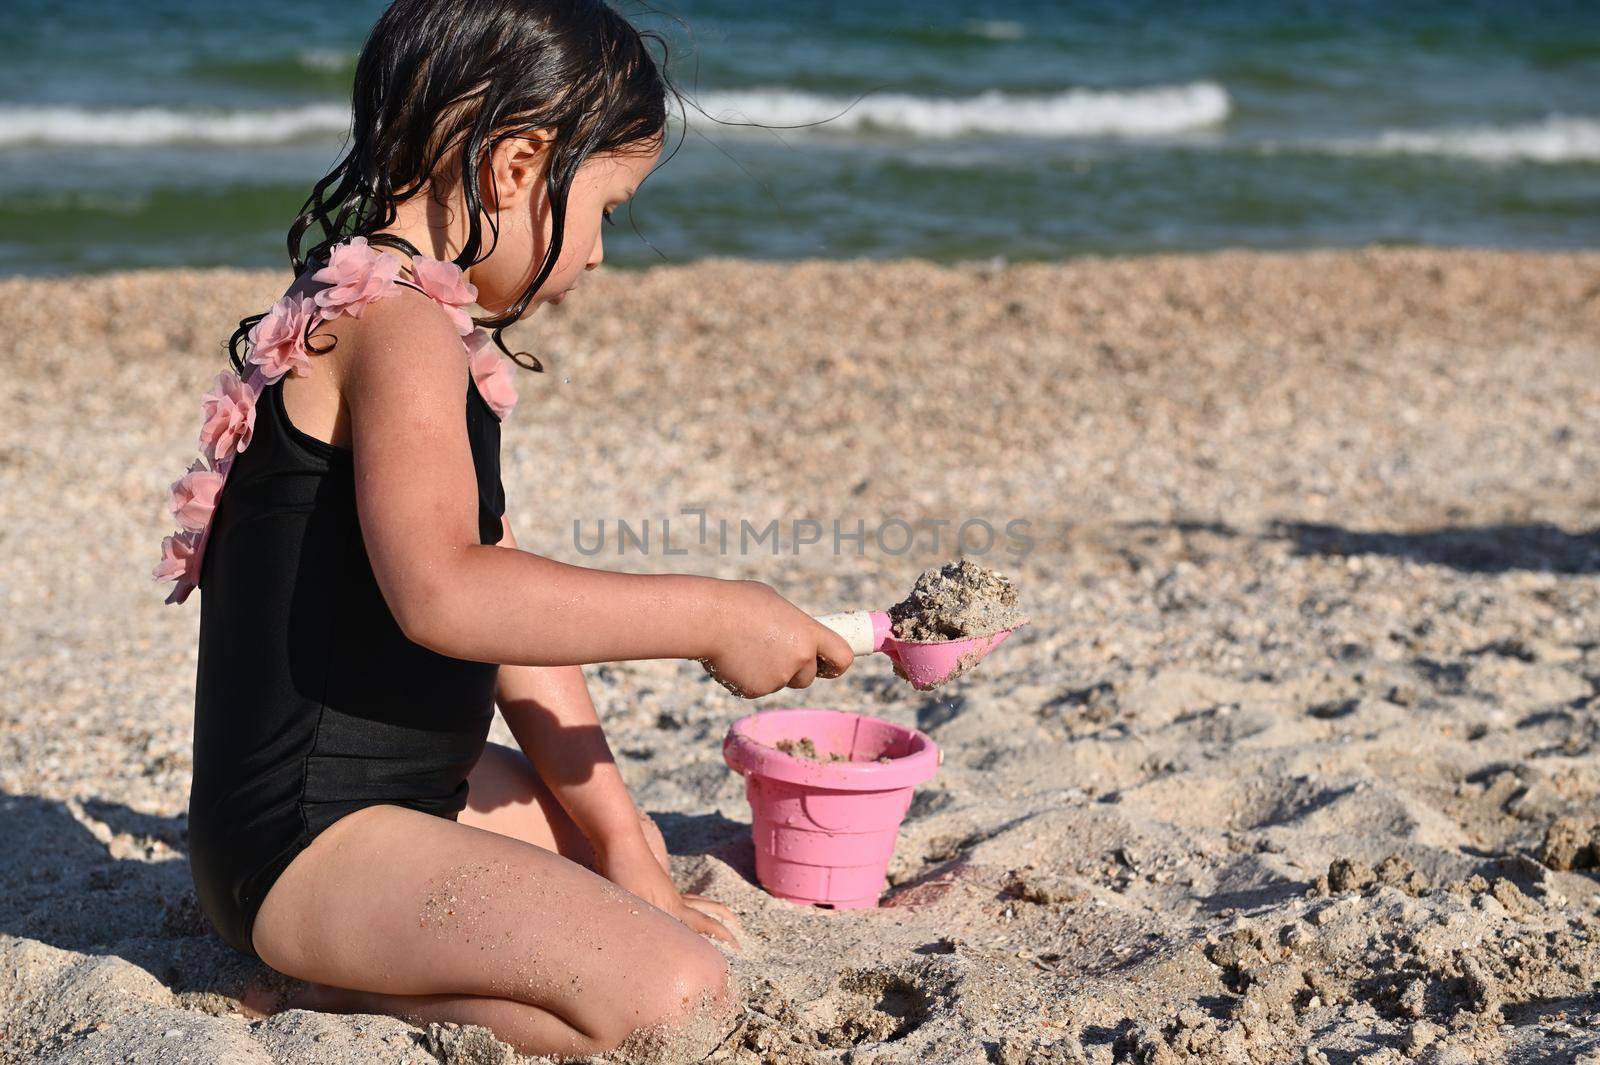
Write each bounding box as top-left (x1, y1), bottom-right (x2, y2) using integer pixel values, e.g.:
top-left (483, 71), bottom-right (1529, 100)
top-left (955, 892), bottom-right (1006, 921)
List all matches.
top-left (787, 654), bottom-right (819, 690)
top-left (681, 894), bottom-right (744, 933)
top-left (813, 623), bottom-right (855, 678)
top-left (679, 905), bottom-right (741, 949)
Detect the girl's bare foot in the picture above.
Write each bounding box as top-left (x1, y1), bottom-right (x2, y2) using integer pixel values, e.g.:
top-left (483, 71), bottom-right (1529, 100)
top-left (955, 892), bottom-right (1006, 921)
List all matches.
top-left (235, 970), bottom-right (311, 1019)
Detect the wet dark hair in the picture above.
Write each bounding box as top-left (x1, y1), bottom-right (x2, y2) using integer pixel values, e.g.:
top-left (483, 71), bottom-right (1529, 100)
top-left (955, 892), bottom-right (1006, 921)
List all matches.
top-left (226, 0), bottom-right (676, 375)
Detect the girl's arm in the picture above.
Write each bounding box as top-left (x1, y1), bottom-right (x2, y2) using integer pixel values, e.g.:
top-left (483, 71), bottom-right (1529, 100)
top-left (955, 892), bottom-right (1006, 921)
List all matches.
top-left (492, 516), bottom-right (648, 855)
top-left (496, 664), bottom-right (649, 853)
top-left (343, 294), bottom-right (852, 691)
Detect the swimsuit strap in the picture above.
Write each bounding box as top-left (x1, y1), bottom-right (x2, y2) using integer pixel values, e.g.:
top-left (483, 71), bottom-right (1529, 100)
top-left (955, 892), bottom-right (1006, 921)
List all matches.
top-left (153, 234), bottom-right (520, 604)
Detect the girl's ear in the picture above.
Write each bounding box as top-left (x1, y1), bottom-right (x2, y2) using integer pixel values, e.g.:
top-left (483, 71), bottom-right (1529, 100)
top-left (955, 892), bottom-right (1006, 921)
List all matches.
top-left (485, 128), bottom-right (557, 210)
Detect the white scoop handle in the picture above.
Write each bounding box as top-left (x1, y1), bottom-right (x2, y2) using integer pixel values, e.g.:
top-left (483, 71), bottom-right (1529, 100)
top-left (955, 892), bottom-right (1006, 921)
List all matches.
top-left (815, 610), bottom-right (880, 656)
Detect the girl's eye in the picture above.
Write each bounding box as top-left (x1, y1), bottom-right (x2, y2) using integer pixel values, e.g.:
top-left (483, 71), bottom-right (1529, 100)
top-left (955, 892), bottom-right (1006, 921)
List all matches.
top-left (603, 208), bottom-right (616, 226)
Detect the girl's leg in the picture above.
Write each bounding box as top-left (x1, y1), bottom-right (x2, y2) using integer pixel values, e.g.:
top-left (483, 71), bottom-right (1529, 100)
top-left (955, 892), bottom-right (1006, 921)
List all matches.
top-left (287, 985), bottom-right (627, 1045)
top-left (458, 741), bottom-right (672, 873)
top-left (461, 739), bottom-right (744, 945)
top-left (249, 804), bottom-right (735, 1057)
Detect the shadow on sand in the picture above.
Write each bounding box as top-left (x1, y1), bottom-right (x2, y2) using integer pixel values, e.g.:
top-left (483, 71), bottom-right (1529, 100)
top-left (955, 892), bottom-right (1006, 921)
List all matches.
top-left (652, 808), bottom-right (760, 884)
top-left (1277, 520), bottom-right (1600, 574)
top-left (0, 790), bottom-right (261, 998)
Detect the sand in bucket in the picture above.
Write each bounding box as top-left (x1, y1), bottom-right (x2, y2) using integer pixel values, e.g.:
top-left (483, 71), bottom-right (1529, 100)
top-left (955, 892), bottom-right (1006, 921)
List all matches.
top-left (722, 707), bottom-right (941, 909)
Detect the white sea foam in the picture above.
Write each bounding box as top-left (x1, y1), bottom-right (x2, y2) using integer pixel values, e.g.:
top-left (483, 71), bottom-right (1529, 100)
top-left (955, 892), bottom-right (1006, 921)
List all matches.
top-left (689, 82), bottom-right (1231, 138)
top-left (0, 103), bottom-right (352, 148)
top-left (2, 84), bottom-right (1231, 149)
top-left (1314, 115), bottom-right (1600, 164)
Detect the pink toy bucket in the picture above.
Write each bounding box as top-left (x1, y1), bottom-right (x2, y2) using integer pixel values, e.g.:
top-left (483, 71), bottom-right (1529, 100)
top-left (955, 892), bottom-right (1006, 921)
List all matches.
top-left (722, 708), bottom-right (942, 909)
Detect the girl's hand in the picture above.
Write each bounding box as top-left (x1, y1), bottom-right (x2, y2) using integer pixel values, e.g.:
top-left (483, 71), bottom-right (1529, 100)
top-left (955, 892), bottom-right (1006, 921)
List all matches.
top-left (595, 841), bottom-right (744, 950)
top-left (699, 580), bottom-right (855, 697)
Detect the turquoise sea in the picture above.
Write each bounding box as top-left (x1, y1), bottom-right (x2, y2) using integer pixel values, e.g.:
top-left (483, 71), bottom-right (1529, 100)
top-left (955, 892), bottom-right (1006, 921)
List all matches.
top-left (2, 0), bottom-right (1597, 275)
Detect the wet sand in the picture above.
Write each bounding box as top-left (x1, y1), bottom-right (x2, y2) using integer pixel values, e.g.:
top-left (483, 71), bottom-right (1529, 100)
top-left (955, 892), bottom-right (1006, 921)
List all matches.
top-left (1, 249), bottom-right (1598, 1063)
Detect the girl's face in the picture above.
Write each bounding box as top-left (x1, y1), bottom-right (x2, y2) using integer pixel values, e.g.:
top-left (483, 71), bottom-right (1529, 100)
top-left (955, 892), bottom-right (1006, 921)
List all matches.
top-left (470, 132), bottom-right (663, 318)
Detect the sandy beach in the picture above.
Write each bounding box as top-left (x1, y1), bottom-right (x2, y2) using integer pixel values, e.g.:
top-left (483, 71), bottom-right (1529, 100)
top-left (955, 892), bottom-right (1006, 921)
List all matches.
top-left (1, 249), bottom-right (1598, 1063)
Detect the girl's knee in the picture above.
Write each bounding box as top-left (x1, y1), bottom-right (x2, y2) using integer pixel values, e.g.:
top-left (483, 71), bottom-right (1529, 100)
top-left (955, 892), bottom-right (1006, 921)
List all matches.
top-left (683, 938), bottom-right (733, 1005)
top-left (594, 940), bottom-right (732, 1050)
top-left (658, 938), bottom-right (731, 1010)
top-left (666, 938), bottom-right (734, 1035)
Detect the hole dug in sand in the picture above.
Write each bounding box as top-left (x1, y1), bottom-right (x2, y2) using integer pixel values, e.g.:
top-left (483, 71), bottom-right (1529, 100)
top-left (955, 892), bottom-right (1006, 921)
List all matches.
top-left (728, 965), bottom-right (954, 1060)
top-left (796, 967), bottom-right (933, 1048)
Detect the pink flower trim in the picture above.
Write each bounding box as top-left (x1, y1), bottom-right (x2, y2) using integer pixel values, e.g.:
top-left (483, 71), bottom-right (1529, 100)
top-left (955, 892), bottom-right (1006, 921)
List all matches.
top-left (311, 235), bottom-right (401, 321)
top-left (466, 329), bottom-right (519, 419)
top-left (169, 459), bottom-right (226, 533)
top-left (153, 531), bottom-right (202, 605)
top-left (246, 293), bottom-right (316, 383)
top-left (198, 370), bottom-right (257, 463)
top-left (157, 237), bottom-right (512, 604)
top-left (411, 254), bottom-right (479, 335)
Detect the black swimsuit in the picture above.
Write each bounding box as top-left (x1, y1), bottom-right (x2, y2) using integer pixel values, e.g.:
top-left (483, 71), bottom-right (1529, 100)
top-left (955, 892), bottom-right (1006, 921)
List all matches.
top-left (187, 353), bottom-right (506, 958)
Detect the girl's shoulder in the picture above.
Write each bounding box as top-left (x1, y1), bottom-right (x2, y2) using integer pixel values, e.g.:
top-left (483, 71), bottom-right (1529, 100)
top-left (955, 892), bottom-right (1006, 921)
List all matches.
top-left (239, 236), bottom-right (477, 382)
top-left (266, 236), bottom-right (519, 424)
top-left (305, 239), bottom-right (519, 420)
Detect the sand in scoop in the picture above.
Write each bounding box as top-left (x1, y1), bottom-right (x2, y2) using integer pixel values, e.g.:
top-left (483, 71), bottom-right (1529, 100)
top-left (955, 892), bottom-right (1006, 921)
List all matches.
top-left (887, 559), bottom-right (1029, 643)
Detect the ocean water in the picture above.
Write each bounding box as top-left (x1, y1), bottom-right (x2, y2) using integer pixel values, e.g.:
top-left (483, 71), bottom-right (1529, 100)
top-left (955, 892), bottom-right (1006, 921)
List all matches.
top-left (2, 0), bottom-right (1597, 275)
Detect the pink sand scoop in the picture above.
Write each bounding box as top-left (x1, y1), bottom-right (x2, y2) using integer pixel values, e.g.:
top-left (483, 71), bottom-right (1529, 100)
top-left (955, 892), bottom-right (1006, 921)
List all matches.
top-left (815, 610), bottom-right (1020, 689)
top-left (722, 707), bottom-right (941, 909)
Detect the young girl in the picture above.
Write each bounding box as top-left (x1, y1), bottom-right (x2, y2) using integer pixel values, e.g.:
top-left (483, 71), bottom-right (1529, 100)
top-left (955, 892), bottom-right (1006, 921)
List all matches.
top-left (153, 0), bottom-right (854, 1056)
